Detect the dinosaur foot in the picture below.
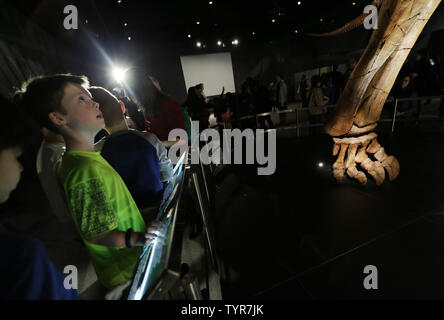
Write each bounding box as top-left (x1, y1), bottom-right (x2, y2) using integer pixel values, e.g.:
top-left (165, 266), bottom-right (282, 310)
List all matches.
top-left (331, 132), bottom-right (400, 186)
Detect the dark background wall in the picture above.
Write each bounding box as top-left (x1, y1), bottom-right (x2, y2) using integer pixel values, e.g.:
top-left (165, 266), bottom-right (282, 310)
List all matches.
top-left (1, 2), bottom-right (444, 103)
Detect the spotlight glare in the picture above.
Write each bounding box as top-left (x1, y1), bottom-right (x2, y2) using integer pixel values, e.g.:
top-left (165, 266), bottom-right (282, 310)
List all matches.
top-left (318, 162), bottom-right (324, 168)
top-left (196, 41), bottom-right (202, 47)
top-left (217, 41), bottom-right (222, 46)
top-left (112, 67), bottom-right (127, 83)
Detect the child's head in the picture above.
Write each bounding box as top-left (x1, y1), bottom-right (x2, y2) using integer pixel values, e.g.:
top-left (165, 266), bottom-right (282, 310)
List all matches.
top-left (89, 86), bottom-right (125, 129)
top-left (16, 74), bottom-right (104, 137)
top-left (120, 96), bottom-right (147, 131)
top-left (0, 96), bottom-right (26, 203)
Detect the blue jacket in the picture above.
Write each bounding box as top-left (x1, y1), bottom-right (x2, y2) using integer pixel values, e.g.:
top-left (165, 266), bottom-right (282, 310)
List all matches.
top-left (0, 226), bottom-right (80, 300)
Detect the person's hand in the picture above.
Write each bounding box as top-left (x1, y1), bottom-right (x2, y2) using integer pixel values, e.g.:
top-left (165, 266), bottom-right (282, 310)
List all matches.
top-left (134, 221), bottom-right (162, 246)
top-left (144, 221), bottom-right (162, 245)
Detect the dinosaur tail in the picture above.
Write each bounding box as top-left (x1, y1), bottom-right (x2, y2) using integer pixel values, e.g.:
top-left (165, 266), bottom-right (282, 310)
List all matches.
top-left (306, 0), bottom-right (382, 37)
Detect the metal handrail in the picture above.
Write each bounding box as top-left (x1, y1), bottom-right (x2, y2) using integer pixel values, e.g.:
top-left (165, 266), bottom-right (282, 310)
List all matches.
top-left (391, 94), bottom-right (444, 132)
top-left (392, 94), bottom-right (444, 102)
top-left (215, 94), bottom-right (444, 135)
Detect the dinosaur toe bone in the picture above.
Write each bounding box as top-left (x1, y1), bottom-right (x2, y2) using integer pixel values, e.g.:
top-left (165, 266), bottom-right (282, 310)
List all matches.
top-left (332, 133), bottom-right (400, 185)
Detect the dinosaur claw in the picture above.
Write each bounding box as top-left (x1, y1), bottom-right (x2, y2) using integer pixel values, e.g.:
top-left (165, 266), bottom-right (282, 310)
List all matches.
top-left (331, 133), bottom-right (399, 186)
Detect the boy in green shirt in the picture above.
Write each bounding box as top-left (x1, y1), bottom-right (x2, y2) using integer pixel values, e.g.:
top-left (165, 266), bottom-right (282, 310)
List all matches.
top-left (17, 74), bottom-right (160, 290)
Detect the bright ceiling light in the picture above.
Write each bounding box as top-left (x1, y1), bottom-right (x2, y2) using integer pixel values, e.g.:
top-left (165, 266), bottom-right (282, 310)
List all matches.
top-left (196, 42), bottom-right (202, 47)
top-left (112, 67), bottom-right (128, 83)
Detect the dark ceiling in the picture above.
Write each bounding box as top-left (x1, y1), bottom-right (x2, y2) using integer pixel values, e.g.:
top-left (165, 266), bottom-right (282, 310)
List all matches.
top-left (4, 0), bottom-right (368, 53)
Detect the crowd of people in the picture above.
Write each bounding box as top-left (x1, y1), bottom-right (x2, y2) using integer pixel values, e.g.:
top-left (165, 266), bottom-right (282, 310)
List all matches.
top-left (387, 49), bottom-right (444, 129)
top-left (297, 49), bottom-right (444, 133)
top-left (183, 74), bottom-right (289, 132)
top-left (1, 72), bottom-right (181, 299)
top-left (0, 68), bottom-right (293, 298)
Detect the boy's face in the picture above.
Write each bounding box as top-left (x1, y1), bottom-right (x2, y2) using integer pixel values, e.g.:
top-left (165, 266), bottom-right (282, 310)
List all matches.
top-left (0, 148), bottom-right (23, 203)
top-left (59, 83), bottom-right (104, 135)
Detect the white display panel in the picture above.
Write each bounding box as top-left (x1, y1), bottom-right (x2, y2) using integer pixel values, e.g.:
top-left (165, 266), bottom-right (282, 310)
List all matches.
top-left (180, 52), bottom-right (236, 97)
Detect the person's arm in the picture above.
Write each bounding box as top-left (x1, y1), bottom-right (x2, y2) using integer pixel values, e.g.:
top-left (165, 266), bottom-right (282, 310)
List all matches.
top-left (161, 139), bottom-right (180, 148)
top-left (142, 132), bottom-right (174, 182)
top-left (87, 221), bottom-right (161, 247)
top-left (68, 179), bottom-right (160, 247)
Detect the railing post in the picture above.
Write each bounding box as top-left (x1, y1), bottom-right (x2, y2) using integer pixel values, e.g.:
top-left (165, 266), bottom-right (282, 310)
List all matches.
top-left (296, 107), bottom-right (300, 137)
top-left (391, 99), bottom-right (398, 133)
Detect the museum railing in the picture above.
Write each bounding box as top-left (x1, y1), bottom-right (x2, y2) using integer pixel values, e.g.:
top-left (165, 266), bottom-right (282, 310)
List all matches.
top-left (125, 152), bottom-right (188, 300)
top-left (216, 95), bottom-right (444, 136)
top-left (390, 95), bottom-right (444, 132)
top-left (123, 149), bottom-right (223, 300)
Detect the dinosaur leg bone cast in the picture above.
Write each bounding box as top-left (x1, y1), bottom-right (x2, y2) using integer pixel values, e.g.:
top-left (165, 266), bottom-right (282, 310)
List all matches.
top-left (313, 0), bottom-right (441, 185)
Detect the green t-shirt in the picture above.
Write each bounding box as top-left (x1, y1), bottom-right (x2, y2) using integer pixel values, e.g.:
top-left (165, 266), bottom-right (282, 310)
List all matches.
top-left (57, 151), bottom-right (146, 289)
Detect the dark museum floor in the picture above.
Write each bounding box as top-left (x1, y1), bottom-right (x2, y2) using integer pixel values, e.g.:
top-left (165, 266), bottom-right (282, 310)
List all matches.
top-left (215, 119), bottom-right (444, 299)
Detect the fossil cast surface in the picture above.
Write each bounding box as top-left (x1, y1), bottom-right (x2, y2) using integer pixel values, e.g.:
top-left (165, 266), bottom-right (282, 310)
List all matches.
top-left (313, 0), bottom-right (441, 185)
